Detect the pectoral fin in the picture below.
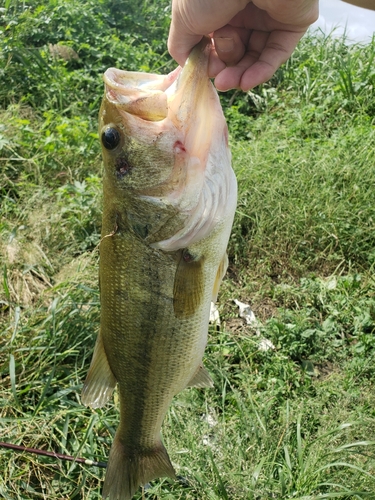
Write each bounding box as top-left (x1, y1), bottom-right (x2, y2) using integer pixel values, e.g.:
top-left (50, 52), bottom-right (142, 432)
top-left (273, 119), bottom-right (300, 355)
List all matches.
top-left (173, 252), bottom-right (205, 318)
top-left (81, 332), bottom-right (117, 409)
top-left (212, 252), bottom-right (228, 302)
top-left (186, 365), bottom-right (214, 388)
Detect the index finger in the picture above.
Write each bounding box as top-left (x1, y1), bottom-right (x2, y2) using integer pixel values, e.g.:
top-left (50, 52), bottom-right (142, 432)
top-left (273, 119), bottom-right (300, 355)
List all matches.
top-left (239, 29), bottom-right (306, 90)
top-left (213, 28), bottom-right (306, 91)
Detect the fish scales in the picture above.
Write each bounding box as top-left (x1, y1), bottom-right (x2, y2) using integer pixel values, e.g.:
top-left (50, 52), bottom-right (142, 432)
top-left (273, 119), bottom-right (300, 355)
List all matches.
top-left (81, 37), bottom-right (237, 500)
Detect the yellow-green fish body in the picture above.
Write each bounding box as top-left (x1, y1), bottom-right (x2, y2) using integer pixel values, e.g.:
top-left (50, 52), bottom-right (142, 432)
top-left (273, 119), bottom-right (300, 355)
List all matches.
top-left (81, 38), bottom-right (237, 500)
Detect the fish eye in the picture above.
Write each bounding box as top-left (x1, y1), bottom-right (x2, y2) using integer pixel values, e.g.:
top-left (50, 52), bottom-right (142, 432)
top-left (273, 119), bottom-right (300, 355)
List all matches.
top-left (102, 127), bottom-right (121, 150)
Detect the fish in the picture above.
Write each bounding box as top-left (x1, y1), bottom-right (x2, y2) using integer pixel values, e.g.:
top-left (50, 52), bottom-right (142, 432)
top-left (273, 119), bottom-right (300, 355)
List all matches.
top-left (81, 37), bottom-right (237, 500)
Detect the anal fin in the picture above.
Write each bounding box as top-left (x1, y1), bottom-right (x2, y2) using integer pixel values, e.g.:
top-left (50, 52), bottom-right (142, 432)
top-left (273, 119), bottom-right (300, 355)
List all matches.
top-left (186, 365), bottom-right (214, 388)
top-left (81, 332), bottom-right (116, 409)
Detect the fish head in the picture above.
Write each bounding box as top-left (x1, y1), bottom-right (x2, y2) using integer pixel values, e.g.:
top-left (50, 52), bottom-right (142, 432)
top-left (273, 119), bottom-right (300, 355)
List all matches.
top-left (99, 37), bottom-right (237, 251)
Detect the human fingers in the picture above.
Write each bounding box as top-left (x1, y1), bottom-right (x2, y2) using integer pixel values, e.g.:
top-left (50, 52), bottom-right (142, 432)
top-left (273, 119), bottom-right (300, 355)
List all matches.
top-left (168, 0), bottom-right (250, 66)
top-left (211, 1), bottom-right (317, 89)
top-left (251, 0), bottom-right (319, 26)
top-left (213, 52), bottom-right (258, 91)
top-left (208, 25), bottom-right (249, 78)
top-left (214, 28), bottom-right (305, 91)
top-left (167, 29), bottom-right (204, 68)
top-left (213, 25), bottom-right (250, 66)
top-left (239, 29), bottom-right (305, 90)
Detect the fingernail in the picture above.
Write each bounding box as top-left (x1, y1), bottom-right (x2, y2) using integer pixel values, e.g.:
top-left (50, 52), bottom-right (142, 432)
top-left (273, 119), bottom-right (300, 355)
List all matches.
top-left (214, 37), bottom-right (234, 53)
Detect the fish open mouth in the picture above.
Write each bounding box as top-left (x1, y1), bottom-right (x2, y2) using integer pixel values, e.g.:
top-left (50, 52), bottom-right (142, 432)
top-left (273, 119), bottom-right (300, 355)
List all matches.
top-left (103, 38), bottom-right (212, 123)
top-left (103, 66), bottom-right (180, 122)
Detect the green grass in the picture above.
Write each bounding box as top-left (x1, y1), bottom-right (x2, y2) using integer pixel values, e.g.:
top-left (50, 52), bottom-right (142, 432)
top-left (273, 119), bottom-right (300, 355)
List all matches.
top-left (1, 1), bottom-right (375, 498)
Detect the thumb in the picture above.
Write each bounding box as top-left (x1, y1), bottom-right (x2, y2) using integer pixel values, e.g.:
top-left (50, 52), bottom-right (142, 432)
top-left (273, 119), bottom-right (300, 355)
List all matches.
top-left (213, 25), bottom-right (248, 67)
top-left (168, 0), bottom-right (251, 66)
top-left (168, 26), bottom-right (204, 66)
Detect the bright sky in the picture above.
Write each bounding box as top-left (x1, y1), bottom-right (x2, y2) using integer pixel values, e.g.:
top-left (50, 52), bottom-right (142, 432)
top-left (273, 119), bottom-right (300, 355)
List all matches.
top-left (311, 0), bottom-right (375, 42)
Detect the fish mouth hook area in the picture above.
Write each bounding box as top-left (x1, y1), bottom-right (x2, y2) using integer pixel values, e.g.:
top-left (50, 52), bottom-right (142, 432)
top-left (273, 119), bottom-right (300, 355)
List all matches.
top-left (102, 37), bottom-right (212, 122)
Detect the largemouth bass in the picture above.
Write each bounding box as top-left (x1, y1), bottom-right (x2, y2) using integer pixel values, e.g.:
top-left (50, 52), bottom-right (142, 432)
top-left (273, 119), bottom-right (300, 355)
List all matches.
top-left (81, 38), bottom-right (237, 500)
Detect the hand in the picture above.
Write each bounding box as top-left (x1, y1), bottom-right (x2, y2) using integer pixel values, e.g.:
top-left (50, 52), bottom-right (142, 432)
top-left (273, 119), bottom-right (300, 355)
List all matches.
top-left (168, 0), bottom-right (319, 91)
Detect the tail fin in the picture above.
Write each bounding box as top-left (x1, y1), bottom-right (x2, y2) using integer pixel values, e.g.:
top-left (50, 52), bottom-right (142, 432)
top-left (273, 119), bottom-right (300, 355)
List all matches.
top-left (102, 433), bottom-right (176, 500)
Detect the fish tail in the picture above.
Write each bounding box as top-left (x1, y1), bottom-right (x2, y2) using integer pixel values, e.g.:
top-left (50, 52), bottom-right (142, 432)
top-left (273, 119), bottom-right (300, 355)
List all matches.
top-left (102, 433), bottom-right (176, 500)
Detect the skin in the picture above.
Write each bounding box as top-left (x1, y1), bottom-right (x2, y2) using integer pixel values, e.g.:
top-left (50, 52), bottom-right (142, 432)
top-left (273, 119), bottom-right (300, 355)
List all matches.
top-left (168, 0), bottom-right (319, 91)
top-left (342, 0), bottom-right (375, 9)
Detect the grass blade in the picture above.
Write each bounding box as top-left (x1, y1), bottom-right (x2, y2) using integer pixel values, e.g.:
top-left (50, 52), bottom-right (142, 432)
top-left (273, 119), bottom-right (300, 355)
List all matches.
top-left (9, 354), bottom-right (19, 407)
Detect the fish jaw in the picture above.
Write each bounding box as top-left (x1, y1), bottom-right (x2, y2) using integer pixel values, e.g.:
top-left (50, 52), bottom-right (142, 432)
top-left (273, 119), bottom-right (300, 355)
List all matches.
top-left (100, 37), bottom-right (237, 251)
